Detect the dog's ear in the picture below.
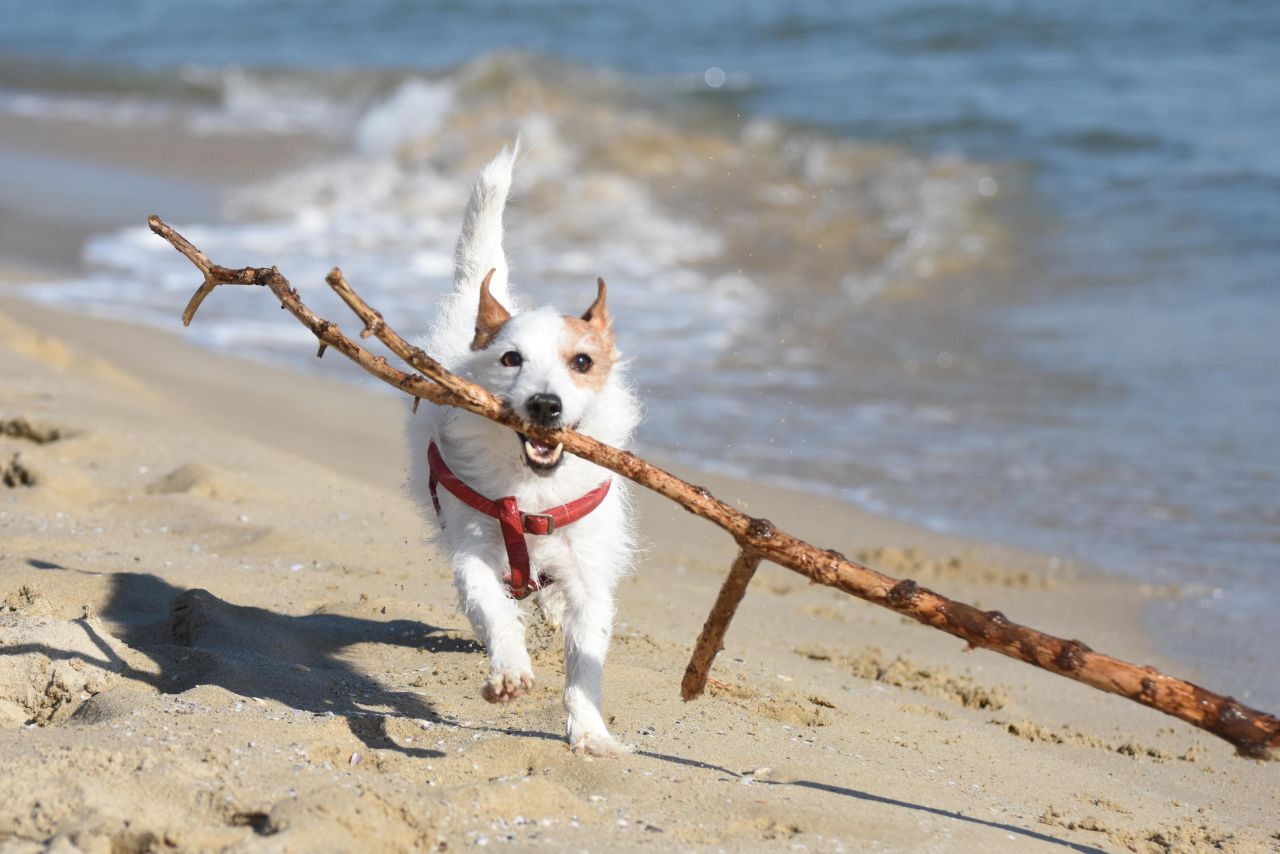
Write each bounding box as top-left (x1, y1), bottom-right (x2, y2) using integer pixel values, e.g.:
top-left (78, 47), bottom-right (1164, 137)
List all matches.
top-left (581, 277), bottom-right (612, 340)
top-left (471, 268), bottom-right (511, 351)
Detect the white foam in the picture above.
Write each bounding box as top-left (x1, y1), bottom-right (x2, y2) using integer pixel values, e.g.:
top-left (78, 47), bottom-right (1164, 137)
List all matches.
top-left (188, 66), bottom-right (360, 137)
top-left (355, 79), bottom-right (454, 156)
top-left (0, 91), bottom-right (173, 126)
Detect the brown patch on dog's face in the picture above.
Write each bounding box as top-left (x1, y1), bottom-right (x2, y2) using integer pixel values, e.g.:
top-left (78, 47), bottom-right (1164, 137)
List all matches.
top-left (561, 278), bottom-right (617, 390)
top-left (471, 268), bottom-right (511, 351)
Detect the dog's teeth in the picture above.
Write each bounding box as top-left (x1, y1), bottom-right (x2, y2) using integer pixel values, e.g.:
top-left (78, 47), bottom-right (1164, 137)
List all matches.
top-left (522, 437), bottom-right (564, 468)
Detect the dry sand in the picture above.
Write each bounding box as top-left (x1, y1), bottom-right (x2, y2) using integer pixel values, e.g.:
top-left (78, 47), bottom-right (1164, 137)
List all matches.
top-left (1, 282), bottom-right (1277, 854)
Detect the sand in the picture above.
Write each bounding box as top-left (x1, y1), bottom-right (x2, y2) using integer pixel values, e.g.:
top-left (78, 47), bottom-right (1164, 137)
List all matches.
top-left (1, 289), bottom-right (1277, 854)
top-left (0, 109), bottom-right (1276, 852)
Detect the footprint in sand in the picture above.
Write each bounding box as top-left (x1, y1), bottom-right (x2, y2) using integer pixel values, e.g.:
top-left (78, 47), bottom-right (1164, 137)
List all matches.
top-left (0, 609), bottom-right (152, 727)
top-left (2, 453), bottom-right (36, 488)
top-left (0, 417), bottom-right (67, 445)
top-left (145, 462), bottom-right (248, 502)
top-left (0, 417), bottom-right (73, 488)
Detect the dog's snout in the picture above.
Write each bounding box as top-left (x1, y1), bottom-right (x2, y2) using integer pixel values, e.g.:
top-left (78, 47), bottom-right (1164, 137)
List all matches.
top-left (525, 393), bottom-right (563, 426)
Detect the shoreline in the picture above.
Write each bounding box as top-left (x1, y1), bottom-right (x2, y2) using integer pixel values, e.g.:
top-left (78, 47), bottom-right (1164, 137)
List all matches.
top-left (0, 109), bottom-right (338, 274)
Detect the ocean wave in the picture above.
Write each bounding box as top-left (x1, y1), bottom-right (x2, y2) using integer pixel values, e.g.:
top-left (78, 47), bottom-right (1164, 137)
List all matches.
top-left (21, 51), bottom-right (1005, 344)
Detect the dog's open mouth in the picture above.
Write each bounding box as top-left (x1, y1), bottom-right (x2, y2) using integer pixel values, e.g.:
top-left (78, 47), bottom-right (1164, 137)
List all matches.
top-left (519, 433), bottom-right (564, 471)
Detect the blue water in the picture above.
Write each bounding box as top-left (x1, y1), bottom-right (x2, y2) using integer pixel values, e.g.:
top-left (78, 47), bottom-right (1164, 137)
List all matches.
top-left (1, 0), bottom-right (1277, 705)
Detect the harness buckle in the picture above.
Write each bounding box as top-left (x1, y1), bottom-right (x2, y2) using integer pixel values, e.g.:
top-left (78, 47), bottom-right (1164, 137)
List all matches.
top-left (523, 513), bottom-right (556, 535)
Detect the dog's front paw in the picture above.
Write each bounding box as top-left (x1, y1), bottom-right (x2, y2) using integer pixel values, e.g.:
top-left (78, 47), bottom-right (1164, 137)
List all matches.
top-left (569, 731), bottom-right (634, 758)
top-left (480, 668), bottom-right (534, 703)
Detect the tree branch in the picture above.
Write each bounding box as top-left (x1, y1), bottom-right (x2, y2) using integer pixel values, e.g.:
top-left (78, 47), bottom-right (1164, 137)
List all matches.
top-left (682, 549), bottom-right (761, 701)
top-left (148, 215), bottom-right (1280, 760)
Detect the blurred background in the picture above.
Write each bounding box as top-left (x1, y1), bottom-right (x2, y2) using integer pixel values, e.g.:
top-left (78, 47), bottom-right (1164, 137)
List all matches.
top-left (0, 0), bottom-right (1276, 703)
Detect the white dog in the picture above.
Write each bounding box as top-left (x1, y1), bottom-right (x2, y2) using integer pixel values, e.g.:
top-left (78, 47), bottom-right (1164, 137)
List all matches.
top-left (407, 147), bottom-right (640, 757)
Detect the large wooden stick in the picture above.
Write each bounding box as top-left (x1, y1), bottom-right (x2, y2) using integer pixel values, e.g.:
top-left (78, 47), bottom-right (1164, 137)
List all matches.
top-left (681, 550), bottom-right (762, 701)
top-left (148, 215), bottom-right (1280, 759)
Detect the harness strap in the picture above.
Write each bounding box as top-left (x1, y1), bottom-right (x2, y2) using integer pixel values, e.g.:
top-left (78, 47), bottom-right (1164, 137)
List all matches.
top-left (427, 441), bottom-right (611, 599)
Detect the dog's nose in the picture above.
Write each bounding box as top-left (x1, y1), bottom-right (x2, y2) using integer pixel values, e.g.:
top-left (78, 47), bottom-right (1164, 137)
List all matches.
top-left (525, 393), bottom-right (563, 426)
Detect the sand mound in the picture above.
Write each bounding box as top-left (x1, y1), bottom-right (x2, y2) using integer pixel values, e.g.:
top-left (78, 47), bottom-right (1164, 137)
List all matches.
top-left (706, 679), bottom-right (836, 727)
top-left (754, 691), bottom-right (836, 727)
top-left (3, 584), bottom-right (53, 618)
top-left (2, 453), bottom-right (37, 488)
top-left (993, 718), bottom-right (1182, 763)
top-left (856, 545), bottom-right (1053, 588)
top-left (145, 463), bottom-right (247, 501)
top-left (0, 416), bottom-right (67, 444)
top-left (0, 314), bottom-right (75, 370)
top-left (1039, 808), bottom-right (1260, 853)
top-left (0, 612), bottom-right (152, 727)
top-left (258, 776), bottom-right (586, 850)
top-left (795, 644), bottom-right (1011, 710)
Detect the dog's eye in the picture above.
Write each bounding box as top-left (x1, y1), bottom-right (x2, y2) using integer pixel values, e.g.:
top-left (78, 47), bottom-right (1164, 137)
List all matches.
top-left (500, 351), bottom-right (523, 368)
top-left (570, 353), bottom-right (593, 373)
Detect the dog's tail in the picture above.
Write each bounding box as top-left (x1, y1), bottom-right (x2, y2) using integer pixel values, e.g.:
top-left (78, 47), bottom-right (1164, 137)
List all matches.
top-left (428, 143), bottom-right (519, 366)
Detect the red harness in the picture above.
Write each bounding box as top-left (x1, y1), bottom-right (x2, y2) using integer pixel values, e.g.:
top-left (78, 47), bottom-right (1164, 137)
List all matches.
top-left (427, 441), bottom-right (611, 600)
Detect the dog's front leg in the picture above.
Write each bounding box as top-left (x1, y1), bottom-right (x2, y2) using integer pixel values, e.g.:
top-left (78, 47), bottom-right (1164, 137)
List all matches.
top-left (559, 573), bottom-right (630, 757)
top-left (452, 548), bottom-right (534, 703)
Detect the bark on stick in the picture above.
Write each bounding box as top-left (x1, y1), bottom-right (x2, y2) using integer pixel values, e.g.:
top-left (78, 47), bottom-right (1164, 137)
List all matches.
top-left (681, 550), bottom-right (762, 701)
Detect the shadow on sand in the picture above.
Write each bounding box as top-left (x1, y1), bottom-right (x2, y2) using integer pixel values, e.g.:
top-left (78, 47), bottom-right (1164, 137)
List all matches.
top-left (8, 563), bottom-right (1102, 849)
top-left (8, 565), bottom-right (484, 758)
top-left (632, 748), bottom-right (1107, 853)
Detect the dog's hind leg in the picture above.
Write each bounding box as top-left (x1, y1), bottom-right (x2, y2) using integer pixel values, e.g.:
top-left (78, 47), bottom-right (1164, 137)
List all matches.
top-left (452, 548), bottom-right (534, 703)
top-left (535, 584), bottom-right (567, 631)
top-left (559, 573), bottom-right (631, 757)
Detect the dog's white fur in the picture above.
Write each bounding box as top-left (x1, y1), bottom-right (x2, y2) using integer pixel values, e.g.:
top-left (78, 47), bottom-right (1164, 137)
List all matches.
top-left (407, 146), bottom-right (640, 756)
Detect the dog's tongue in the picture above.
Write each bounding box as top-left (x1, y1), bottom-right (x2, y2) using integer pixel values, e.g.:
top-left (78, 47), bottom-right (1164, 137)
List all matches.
top-left (528, 437), bottom-right (554, 453)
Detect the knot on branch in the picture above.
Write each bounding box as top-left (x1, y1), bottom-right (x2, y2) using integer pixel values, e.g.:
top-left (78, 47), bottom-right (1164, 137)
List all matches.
top-left (1055, 640), bottom-right (1091, 672)
top-left (1218, 699), bottom-right (1248, 725)
top-left (886, 578), bottom-right (921, 609)
top-left (746, 517), bottom-right (775, 542)
top-left (1139, 677), bottom-right (1159, 705)
top-left (985, 609), bottom-right (1009, 625)
top-left (1212, 699), bottom-right (1277, 758)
